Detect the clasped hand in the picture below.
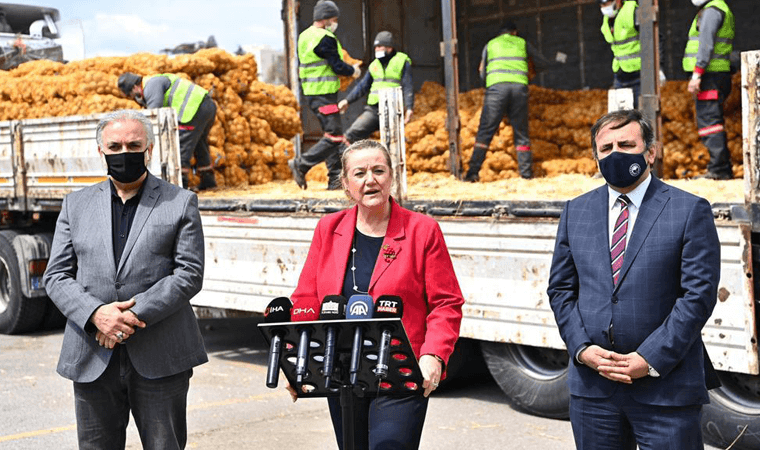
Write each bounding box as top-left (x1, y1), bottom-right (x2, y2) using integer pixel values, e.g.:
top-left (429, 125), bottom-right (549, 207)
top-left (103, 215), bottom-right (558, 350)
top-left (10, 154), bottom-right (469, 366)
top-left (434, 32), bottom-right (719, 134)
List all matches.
top-left (579, 345), bottom-right (649, 384)
top-left (91, 298), bottom-right (146, 349)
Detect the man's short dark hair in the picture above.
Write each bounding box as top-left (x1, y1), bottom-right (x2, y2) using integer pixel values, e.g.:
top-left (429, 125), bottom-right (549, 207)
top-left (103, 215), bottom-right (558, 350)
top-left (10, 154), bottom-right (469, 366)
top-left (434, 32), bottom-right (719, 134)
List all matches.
top-left (499, 21), bottom-right (518, 35)
top-left (590, 109), bottom-right (655, 159)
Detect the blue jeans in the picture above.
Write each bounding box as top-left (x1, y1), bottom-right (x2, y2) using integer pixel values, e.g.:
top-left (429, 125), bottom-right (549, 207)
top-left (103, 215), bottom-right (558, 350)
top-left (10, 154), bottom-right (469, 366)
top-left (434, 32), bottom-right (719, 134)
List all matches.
top-left (73, 345), bottom-right (192, 450)
top-left (327, 394), bottom-right (429, 450)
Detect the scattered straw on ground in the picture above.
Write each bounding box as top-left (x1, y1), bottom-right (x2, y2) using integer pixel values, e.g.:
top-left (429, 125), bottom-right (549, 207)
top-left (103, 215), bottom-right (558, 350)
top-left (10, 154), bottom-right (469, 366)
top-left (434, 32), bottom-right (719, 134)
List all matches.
top-left (199, 173), bottom-right (743, 205)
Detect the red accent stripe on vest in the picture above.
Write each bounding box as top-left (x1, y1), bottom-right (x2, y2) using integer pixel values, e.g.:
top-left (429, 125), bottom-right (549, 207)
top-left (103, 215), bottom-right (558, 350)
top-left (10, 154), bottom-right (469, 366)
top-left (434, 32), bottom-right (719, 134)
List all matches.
top-left (178, 125), bottom-right (195, 131)
top-left (318, 104), bottom-right (340, 115)
top-left (516, 145), bottom-right (531, 152)
top-left (698, 124), bottom-right (724, 137)
top-left (474, 142), bottom-right (489, 149)
top-left (696, 90), bottom-right (719, 101)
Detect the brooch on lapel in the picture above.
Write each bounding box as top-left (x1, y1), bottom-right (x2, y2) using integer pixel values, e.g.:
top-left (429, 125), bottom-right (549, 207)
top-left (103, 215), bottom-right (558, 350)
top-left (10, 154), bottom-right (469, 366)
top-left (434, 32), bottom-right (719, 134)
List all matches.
top-left (382, 244), bottom-right (397, 262)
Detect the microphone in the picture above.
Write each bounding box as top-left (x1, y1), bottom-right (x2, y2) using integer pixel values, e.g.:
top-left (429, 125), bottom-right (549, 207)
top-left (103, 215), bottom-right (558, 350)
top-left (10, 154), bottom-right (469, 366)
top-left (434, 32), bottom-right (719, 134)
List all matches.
top-left (263, 297), bottom-right (292, 388)
top-left (372, 295), bottom-right (404, 379)
top-left (346, 294), bottom-right (374, 385)
top-left (291, 304), bottom-right (319, 386)
top-left (319, 295), bottom-right (347, 389)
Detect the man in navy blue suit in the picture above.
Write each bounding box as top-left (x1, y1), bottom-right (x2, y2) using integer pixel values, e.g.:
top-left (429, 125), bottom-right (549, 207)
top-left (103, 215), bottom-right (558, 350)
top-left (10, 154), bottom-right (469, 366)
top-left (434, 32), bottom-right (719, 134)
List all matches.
top-left (548, 109), bottom-right (721, 449)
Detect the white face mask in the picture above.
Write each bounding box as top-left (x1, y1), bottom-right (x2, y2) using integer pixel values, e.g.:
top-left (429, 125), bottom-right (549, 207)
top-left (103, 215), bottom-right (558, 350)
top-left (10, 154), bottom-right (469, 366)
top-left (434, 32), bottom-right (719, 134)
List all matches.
top-left (691, 0), bottom-right (708, 6)
top-left (328, 22), bottom-right (338, 33)
top-left (601, 4), bottom-right (618, 18)
top-left (375, 50), bottom-right (386, 59)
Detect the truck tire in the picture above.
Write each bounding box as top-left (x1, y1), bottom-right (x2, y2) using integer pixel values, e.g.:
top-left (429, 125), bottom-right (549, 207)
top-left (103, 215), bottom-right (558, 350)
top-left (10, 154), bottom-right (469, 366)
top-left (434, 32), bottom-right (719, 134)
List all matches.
top-left (702, 371), bottom-right (760, 450)
top-left (480, 341), bottom-right (570, 419)
top-left (0, 232), bottom-right (45, 334)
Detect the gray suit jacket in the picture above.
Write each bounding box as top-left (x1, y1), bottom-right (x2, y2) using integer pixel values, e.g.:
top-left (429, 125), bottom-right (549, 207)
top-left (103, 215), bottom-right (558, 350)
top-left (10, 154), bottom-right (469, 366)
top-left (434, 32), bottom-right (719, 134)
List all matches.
top-left (44, 173), bottom-right (208, 382)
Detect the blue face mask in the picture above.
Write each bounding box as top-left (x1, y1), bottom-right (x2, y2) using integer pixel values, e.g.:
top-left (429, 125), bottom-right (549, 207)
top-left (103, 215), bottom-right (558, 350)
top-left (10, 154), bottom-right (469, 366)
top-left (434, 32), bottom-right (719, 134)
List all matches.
top-left (598, 150), bottom-right (648, 189)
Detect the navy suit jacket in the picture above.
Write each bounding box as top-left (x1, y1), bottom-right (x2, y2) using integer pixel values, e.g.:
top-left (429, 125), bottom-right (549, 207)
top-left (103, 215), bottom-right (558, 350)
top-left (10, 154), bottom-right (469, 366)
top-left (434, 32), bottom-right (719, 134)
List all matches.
top-left (547, 176), bottom-right (720, 406)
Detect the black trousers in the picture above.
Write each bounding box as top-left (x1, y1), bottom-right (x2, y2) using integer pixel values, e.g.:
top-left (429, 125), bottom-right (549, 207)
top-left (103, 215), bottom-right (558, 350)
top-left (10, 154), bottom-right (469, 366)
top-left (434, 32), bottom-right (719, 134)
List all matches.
top-left (179, 95), bottom-right (216, 173)
top-left (295, 93), bottom-right (344, 182)
top-left (327, 394), bottom-right (429, 450)
top-left (468, 82), bottom-right (532, 178)
top-left (72, 345), bottom-right (192, 450)
top-left (696, 72), bottom-right (733, 177)
top-left (346, 105), bottom-right (381, 144)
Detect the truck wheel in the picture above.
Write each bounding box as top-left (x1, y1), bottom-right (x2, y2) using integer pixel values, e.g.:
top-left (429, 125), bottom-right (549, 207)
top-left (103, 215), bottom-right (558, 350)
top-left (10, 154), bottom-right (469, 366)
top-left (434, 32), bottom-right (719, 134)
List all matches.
top-left (0, 232), bottom-right (44, 334)
top-left (480, 341), bottom-right (570, 418)
top-left (702, 371), bottom-right (760, 450)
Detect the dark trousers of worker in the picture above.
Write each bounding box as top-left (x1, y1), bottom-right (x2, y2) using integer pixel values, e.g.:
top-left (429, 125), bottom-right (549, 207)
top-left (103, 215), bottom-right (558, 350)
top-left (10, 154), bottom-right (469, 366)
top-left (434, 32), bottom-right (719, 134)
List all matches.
top-left (467, 82), bottom-right (531, 179)
top-left (327, 394), bottom-right (429, 450)
top-left (179, 95), bottom-right (216, 173)
top-left (72, 345), bottom-right (192, 450)
top-left (696, 72), bottom-right (733, 178)
top-left (345, 105), bottom-right (380, 144)
top-left (569, 391), bottom-right (703, 450)
top-left (613, 71), bottom-right (641, 110)
top-left (294, 93), bottom-right (344, 183)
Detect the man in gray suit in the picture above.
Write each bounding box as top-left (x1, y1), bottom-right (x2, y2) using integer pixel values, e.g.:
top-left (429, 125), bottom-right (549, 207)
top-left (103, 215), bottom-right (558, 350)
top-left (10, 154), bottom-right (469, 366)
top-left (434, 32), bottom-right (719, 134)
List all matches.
top-left (44, 109), bottom-right (207, 450)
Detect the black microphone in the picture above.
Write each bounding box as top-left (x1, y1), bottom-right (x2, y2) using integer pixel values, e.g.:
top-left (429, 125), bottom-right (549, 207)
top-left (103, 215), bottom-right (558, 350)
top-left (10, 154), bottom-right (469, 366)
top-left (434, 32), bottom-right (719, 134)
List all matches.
top-left (319, 295), bottom-right (347, 389)
top-left (291, 305), bottom-right (319, 386)
top-left (372, 295), bottom-right (404, 379)
top-left (263, 297), bottom-right (292, 388)
top-left (346, 294), bottom-right (374, 385)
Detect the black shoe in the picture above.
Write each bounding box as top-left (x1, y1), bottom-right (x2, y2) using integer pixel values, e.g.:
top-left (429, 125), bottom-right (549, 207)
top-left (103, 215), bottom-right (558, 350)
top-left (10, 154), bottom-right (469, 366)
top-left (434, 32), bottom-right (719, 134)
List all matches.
top-left (327, 178), bottom-right (342, 190)
top-left (695, 171), bottom-right (733, 180)
top-left (197, 171), bottom-right (217, 191)
top-left (288, 159), bottom-right (307, 189)
top-left (463, 173), bottom-right (479, 182)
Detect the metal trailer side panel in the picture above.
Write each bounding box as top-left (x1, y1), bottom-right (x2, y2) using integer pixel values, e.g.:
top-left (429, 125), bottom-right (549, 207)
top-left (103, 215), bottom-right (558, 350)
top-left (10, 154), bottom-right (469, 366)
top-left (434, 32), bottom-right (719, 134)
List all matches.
top-left (0, 121), bottom-right (12, 202)
top-left (195, 211), bottom-right (759, 375)
top-left (15, 108), bottom-right (181, 209)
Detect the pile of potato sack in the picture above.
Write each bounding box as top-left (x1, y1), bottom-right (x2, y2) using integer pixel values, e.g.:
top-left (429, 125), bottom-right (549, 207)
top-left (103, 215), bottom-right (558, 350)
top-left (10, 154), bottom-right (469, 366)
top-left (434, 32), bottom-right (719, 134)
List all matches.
top-left (0, 47), bottom-right (743, 187)
top-left (0, 48), bottom-right (302, 188)
top-left (406, 73), bottom-right (743, 181)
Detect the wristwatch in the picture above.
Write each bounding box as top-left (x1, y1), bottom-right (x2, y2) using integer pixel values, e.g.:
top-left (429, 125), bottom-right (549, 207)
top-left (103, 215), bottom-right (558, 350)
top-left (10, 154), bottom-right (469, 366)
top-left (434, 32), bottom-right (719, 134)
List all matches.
top-left (647, 363), bottom-right (660, 378)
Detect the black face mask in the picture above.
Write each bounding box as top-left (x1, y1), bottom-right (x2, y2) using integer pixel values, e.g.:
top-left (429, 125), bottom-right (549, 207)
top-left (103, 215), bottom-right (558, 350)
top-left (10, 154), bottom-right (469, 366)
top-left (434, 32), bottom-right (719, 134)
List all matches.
top-left (105, 151), bottom-right (147, 183)
top-left (598, 150), bottom-right (648, 189)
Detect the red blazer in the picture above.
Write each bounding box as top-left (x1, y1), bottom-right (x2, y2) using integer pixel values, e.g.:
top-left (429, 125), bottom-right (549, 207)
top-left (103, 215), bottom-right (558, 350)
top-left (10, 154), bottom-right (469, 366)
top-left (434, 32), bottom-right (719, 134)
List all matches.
top-left (291, 198), bottom-right (464, 366)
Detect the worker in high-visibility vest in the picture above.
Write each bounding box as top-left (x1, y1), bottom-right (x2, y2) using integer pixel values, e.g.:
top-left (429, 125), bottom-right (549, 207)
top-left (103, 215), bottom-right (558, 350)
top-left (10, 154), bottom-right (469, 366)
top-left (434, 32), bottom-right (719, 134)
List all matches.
top-left (684, 0), bottom-right (735, 180)
top-left (465, 21), bottom-right (563, 182)
top-left (337, 31), bottom-right (414, 145)
top-left (598, 0), bottom-right (666, 110)
top-left (290, 0), bottom-right (360, 191)
top-left (118, 72), bottom-right (217, 191)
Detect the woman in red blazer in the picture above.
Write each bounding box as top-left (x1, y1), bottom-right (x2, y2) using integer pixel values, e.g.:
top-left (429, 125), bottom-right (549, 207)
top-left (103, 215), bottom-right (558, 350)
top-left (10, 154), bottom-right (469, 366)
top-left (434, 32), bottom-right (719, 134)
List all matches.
top-left (290, 140), bottom-right (464, 449)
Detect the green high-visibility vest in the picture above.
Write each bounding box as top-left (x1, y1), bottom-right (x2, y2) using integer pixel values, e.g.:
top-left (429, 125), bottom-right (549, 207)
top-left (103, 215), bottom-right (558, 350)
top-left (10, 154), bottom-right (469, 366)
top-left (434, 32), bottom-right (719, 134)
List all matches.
top-left (367, 52), bottom-right (411, 106)
top-left (144, 74), bottom-right (207, 124)
top-left (485, 34), bottom-right (528, 87)
top-left (298, 26), bottom-right (343, 96)
top-left (601, 1), bottom-right (641, 73)
top-left (682, 0), bottom-right (734, 73)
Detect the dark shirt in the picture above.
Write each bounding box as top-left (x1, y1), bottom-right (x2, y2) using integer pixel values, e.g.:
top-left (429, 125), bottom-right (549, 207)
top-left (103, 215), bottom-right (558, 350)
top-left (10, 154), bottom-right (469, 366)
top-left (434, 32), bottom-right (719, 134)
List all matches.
top-left (314, 35), bottom-right (356, 77)
top-left (342, 228), bottom-right (384, 299)
top-left (345, 50), bottom-right (415, 111)
top-left (142, 76), bottom-right (172, 109)
top-left (110, 180), bottom-right (144, 266)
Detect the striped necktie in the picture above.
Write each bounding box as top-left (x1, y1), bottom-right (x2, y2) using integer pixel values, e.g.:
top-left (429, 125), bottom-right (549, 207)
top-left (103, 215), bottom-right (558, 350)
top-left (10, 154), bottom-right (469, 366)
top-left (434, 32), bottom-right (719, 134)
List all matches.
top-left (611, 195), bottom-right (630, 285)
